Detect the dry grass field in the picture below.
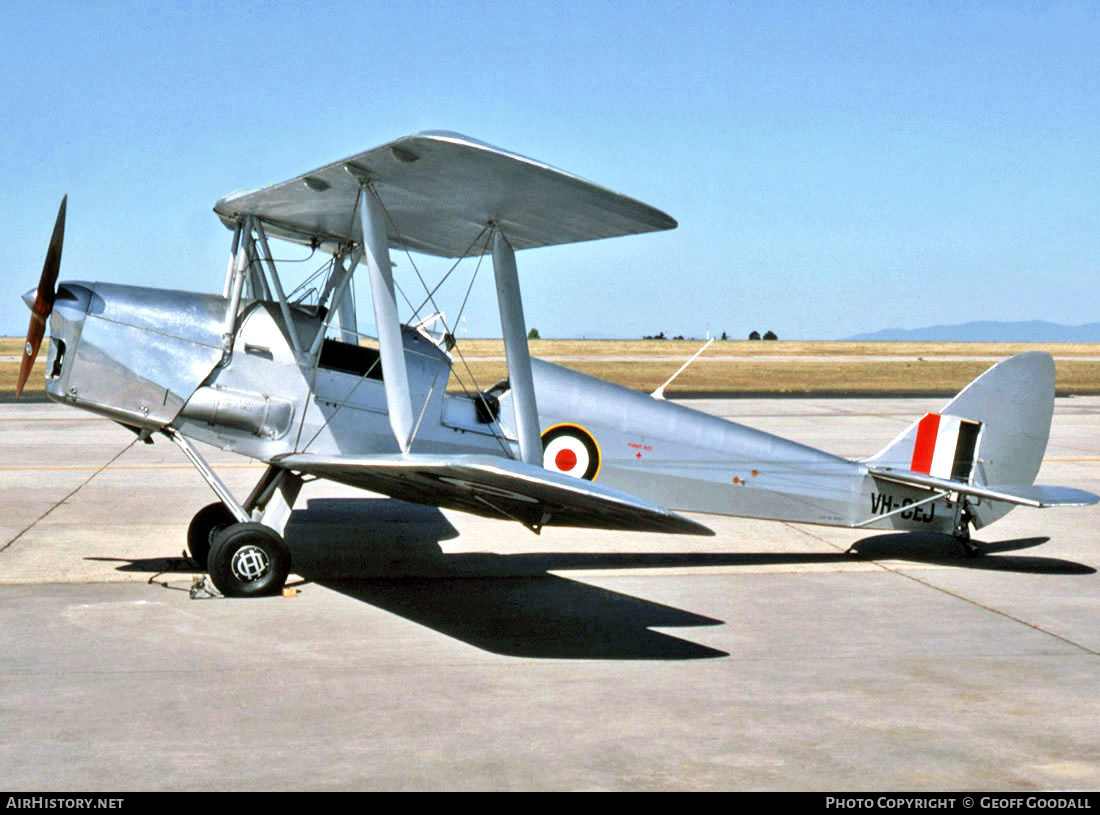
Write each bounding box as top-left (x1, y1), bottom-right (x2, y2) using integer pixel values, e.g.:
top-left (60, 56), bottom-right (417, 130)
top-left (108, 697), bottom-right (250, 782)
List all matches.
top-left (446, 339), bottom-right (1100, 396)
top-left (0, 337), bottom-right (38, 396)
top-left (4, 336), bottom-right (1100, 399)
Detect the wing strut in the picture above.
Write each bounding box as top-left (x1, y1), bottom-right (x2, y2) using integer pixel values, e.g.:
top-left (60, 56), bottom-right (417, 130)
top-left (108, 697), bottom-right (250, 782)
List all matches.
top-left (359, 184), bottom-right (415, 452)
top-left (221, 215), bottom-right (253, 361)
top-left (336, 278), bottom-right (358, 345)
top-left (221, 221), bottom-right (242, 298)
top-left (491, 231), bottom-right (541, 466)
top-left (253, 218), bottom-right (305, 362)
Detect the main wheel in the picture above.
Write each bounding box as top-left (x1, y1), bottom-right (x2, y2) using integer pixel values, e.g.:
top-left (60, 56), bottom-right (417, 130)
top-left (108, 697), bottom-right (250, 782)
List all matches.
top-left (186, 502), bottom-right (236, 570)
top-left (207, 522), bottom-right (291, 598)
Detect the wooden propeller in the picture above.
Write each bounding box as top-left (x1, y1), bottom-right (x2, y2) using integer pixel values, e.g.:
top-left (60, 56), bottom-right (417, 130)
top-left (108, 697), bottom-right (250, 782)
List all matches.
top-left (17, 196), bottom-right (67, 397)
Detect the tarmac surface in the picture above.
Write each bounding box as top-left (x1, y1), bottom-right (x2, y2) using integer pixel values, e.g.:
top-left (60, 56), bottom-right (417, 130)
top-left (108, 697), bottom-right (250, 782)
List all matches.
top-left (1, 396), bottom-right (1098, 791)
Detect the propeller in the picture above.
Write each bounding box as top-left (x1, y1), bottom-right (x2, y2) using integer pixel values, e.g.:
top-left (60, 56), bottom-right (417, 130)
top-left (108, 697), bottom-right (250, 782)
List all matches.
top-left (16, 195), bottom-right (67, 397)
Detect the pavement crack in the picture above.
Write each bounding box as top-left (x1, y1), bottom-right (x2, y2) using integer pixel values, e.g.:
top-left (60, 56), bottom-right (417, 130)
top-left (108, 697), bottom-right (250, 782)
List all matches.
top-left (0, 439), bottom-right (138, 555)
top-left (892, 568), bottom-right (1100, 657)
top-left (785, 523), bottom-right (1100, 657)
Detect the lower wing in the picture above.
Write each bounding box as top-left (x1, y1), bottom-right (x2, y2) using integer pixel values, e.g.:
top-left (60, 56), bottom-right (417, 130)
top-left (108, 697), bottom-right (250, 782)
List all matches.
top-left (273, 452), bottom-right (714, 536)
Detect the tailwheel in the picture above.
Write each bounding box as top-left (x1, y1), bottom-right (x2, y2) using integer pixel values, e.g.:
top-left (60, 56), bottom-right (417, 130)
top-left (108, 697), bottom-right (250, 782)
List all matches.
top-left (952, 504), bottom-right (983, 558)
top-left (186, 502), bottom-right (236, 570)
top-left (955, 532), bottom-right (984, 558)
top-left (208, 522), bottom-right (291, 598)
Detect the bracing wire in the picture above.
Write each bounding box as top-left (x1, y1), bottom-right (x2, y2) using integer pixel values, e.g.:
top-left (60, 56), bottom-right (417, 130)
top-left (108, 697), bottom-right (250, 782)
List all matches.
top-left (286, 255), bottom-right (335, 305)
top-left (408, 225), bottom-right (491, 323)
top-left (349, 186), bottom-right (519, 460)
top-left (453, 232), bottom-right (491, 334)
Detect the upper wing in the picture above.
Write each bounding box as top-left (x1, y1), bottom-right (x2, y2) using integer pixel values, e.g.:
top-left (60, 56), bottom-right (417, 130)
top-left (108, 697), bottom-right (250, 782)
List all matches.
top-left (273, 452), bottom-right (713, 536)
top-left (214, 131), bottom-right (677, 257)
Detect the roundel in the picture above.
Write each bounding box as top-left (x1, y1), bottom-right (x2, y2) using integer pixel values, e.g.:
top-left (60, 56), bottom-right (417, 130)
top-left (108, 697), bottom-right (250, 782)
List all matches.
top-left (541, 424), bottom-right (601, 481)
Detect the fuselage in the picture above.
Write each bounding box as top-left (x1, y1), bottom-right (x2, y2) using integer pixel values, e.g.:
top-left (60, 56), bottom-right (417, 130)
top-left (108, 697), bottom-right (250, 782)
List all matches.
top-left (42, 281), bottom-right (957, 536)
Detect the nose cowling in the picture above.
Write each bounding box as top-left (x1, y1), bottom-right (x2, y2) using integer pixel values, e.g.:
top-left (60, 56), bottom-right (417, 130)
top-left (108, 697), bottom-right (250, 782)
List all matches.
top-left (46, 281), bottom-right (227, 428)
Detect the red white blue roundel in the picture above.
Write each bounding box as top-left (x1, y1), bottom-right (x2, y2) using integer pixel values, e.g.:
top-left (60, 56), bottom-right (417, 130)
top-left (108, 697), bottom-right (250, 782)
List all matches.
top-left (541, 424), bottom-right (600, 481)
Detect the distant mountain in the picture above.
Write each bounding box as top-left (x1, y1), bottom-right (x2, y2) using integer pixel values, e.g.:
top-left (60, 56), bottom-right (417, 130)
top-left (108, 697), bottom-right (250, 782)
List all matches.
top-left (845, 321), bottom-right (1100, 343)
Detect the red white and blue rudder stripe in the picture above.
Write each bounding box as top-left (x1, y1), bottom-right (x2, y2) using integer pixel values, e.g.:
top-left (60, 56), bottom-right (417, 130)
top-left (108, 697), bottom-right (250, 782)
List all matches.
top-left (910, 413), bottom-right (982, 482)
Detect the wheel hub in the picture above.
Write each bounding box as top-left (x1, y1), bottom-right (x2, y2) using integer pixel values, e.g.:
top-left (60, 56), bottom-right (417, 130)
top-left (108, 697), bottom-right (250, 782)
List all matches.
top-left (230, 544), bottom-right (270, 582)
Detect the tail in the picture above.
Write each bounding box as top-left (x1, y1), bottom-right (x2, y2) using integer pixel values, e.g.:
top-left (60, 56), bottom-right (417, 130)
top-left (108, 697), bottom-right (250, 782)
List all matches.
top-left (864, 352), bottom-right (1094, 530)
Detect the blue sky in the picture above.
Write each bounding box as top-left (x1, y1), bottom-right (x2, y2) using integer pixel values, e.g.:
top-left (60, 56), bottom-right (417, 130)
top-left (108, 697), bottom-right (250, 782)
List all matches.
top-left (2, 1), bottom-right (1097, 339)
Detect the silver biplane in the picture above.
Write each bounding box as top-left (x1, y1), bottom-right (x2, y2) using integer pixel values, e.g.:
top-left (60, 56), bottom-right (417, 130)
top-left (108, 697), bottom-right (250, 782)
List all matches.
top-left (18, 132), bottom-right (1098, 596)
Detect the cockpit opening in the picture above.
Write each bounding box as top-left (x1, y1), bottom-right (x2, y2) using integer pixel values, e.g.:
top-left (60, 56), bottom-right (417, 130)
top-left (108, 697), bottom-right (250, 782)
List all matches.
top-left (317, 338), bottom-right (383, 380)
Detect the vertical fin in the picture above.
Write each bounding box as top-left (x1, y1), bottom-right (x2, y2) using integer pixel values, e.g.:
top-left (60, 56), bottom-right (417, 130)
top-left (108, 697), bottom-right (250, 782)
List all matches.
top-left (864, 352), bottom-right (1055, 529)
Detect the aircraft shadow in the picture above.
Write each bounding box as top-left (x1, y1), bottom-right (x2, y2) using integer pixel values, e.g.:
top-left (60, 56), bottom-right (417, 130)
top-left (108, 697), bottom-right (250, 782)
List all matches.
top-left (88, 500), bottom-right (1094, 659)
top-left (92, 499), bottom-right (729, 660)
top-left (288, 501), bottom-right (729, 660)
top-left (848, 532), bottom-right (1095, 574)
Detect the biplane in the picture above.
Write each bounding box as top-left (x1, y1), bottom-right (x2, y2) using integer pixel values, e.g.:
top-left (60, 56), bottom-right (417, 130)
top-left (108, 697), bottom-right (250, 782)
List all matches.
top-left (18, 132), bottom-right (1098, 596)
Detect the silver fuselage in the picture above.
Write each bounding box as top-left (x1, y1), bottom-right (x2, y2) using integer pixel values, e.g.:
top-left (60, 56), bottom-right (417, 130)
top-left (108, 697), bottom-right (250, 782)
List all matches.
top-left (43, 281), bottom-right (956, 536)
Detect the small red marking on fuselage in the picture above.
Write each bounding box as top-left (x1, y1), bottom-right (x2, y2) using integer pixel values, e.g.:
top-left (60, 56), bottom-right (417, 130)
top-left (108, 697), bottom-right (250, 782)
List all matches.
top-left (555, 449), bottom-right (578, 471)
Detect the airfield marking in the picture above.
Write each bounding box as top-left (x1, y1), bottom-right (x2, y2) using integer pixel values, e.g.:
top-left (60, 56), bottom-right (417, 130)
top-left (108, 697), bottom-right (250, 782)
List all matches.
top-left (0, 415), bottom-right (105, 422)
top-left (0, 463), bottom-right (267, 472)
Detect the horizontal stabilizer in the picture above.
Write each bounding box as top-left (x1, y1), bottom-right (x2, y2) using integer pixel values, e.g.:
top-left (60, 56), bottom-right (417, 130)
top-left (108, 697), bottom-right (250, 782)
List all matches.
top-left (868, 466), bottom-right (1099, 508)
top-left (273, 452), bottom-right (714, 536)
top-left (215, 131), bottom-right (677, 257)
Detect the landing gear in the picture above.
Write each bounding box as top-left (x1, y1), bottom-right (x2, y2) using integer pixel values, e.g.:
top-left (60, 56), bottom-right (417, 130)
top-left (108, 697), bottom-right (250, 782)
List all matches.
top-left (186, 502), bottom-right (235, 570)
top-left (954, 527), bottom-right (984, 558)
top-left (207, 522), bottom-right (291, 597)
top-left (952, 502), bottom-right (983, 558)
top-left (169, 430), bottom-right (303, 597)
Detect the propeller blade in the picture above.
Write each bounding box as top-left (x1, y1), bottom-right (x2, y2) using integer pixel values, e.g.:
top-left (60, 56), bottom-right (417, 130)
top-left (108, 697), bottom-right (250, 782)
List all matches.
top-left (16, 196), bottom-right (67, 397)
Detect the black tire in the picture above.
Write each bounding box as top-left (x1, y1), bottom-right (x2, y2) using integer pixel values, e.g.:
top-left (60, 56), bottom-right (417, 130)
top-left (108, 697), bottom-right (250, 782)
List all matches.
top-left (186, 502), bottom-right (236, 570)
top-left (207, 522), bottom-right (291, 598)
